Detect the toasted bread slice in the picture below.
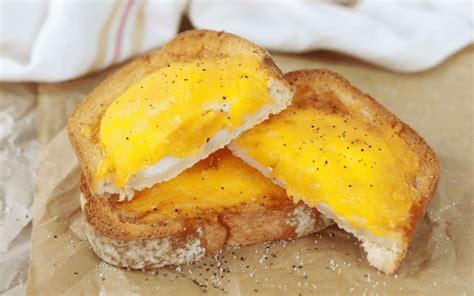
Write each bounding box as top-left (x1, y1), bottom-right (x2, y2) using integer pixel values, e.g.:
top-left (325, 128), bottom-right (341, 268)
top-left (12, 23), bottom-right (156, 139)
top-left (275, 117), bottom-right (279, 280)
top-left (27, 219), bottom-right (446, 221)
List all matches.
top-left (68, 30), bottom-right (293, 200)
top-left (80, 149), bottom-right (332, 269)
top-left (229, 70), bottom-right (439, 274)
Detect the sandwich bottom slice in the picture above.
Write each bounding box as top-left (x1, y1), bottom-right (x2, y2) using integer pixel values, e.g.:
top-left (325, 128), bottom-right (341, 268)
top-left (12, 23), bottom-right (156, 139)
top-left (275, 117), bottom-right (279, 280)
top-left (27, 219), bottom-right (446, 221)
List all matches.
top-left (230, 70), bottom-right (439, 274)
top-left (80, 149), bottom-right (333, 269)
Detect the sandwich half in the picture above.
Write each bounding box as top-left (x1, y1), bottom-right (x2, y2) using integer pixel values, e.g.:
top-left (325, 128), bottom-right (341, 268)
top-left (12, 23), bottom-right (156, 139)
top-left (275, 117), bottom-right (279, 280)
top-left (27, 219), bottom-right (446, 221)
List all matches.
top-left (230, 70), bottom-right (440, 274)
top-left (68, 29), bottom-right (293, 200)
top-left (80, 149), bottom-right (332, 269)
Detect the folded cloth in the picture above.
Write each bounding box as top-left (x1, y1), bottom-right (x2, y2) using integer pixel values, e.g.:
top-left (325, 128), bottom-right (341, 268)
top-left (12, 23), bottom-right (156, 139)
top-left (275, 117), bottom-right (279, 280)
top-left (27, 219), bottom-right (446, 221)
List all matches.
top-left (0, 0), bottom-right (472, 82)
top-left (189, 0), bottom-right (473, 72)
top-left (0, 0), bottom-right (186, 82)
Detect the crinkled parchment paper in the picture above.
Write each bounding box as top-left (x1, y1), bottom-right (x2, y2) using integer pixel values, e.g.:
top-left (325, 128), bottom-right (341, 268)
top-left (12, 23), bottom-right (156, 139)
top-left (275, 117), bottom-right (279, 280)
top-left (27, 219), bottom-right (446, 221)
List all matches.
top-left (0, 83), bottom-right (37, 295)
top-left (26, 48), bottom-right (473, 295)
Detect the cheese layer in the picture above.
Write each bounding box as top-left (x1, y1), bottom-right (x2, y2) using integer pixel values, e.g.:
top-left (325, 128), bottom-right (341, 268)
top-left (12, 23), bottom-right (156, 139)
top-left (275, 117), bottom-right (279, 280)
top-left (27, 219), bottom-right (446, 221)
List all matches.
top-left (233, 90), bottom-right (419, 235)
top-left (116, 149), bottom-right (287, 217)
top-left (96, 56), bottom-right (272, 188)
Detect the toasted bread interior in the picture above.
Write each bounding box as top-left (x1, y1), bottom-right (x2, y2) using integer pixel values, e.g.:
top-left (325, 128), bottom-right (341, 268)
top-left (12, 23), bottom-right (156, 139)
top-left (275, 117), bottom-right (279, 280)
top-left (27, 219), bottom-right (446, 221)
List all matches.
top-left (230, 70), bottom-right (439, 273)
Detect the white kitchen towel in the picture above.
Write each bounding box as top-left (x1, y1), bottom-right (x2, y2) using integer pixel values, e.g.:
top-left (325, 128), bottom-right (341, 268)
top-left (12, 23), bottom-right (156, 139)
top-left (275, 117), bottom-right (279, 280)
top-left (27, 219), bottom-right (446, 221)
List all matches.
top-left (190, 0), bottom-right (473, 72)
top-left (0, 0), bottom-right (186, 82)
top-left (0, 0), bottom-right (473, 82)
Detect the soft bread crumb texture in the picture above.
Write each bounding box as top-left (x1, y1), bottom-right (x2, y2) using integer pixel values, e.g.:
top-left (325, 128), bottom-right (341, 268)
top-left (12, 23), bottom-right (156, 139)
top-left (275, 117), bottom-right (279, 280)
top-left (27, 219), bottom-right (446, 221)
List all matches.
top-left (84, 222), bottom-right (206, 269)
top-left (286, 204), bottom-right (332, 238)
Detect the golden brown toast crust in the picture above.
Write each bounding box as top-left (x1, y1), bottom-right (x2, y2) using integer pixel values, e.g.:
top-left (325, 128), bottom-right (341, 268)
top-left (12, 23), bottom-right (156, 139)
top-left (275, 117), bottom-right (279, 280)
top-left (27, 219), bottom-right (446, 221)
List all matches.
top-left (282, 70), bottom-right (439, 272)
top-left (68, 29), bottom-right (290, 197)
top-left (80, 176), bottom-right (332, 269)
top-left (80, 175), bottom-right (325, 241)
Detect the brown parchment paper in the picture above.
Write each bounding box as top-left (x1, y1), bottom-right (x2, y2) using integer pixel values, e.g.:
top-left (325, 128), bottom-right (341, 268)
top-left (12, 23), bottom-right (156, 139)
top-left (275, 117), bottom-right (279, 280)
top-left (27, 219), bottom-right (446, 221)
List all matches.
top-left (27, 47), bottom-right (473, 295)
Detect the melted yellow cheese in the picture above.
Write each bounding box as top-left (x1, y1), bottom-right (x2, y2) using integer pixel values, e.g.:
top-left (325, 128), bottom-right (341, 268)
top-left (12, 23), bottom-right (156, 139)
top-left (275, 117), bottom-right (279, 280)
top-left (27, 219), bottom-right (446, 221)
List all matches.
top-left (97, 56), bottom-right (272, 188)
top-left (234, 93), bottom-right (419, 235)
top-left (116, 149), bottom-right (287, 217)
